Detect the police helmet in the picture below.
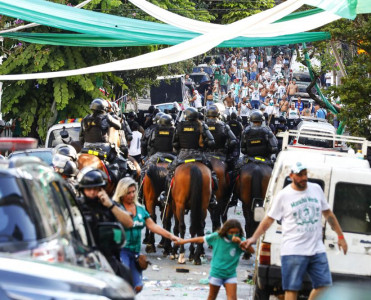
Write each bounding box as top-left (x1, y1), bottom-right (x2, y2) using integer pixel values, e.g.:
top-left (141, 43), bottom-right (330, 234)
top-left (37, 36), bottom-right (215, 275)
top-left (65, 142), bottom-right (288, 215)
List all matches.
top-left (77, 167), bottom-right (107, 189)
top-left (206, 105), bottom-right (219, 118)
top-left (53, 154), bottom-right (77, 177)
top-left (128, 111), bottom-right (137, 119)
top-left (184, 107), bottom-right (198, 121)
top-left (250, 110), bottom-right (264, 123)
top-left (110, 102), bottom-right (119, 114)
top-left (159, 114), bottom-right (173, 126)
top-left (198, 112), bottom-right (205, 121)
top-left (153, 112), bottom-right (165, 124)
top-left (90, 98), bottom-right (108, 112)
top-left (52, 144), bottom-right (77, 161)
top-left (230, 111), bottom-right (238, 120)
top-left (148, 105), bottom-right (155, 114)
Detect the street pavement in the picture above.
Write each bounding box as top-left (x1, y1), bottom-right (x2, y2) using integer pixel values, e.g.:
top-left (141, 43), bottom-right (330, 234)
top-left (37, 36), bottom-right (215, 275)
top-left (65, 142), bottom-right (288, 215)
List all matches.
top-left (136, 203), bottom-right (257, 300)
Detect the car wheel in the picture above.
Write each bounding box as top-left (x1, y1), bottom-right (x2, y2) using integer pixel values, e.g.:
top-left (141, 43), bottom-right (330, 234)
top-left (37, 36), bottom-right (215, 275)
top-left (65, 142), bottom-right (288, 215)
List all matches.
top-left (254, 283), bottom-right (271, 300)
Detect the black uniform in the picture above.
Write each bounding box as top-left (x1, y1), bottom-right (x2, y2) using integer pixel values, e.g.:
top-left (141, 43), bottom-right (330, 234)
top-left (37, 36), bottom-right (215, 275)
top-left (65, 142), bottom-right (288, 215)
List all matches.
top-left (141, 123), bottom-right (157, 157)
top-left (148, 124), bottom-right (175, 157)
top-left (275, 122), bottom-right (288, 152)
top-left (79, 196), bottom-right (133, 286)
top-left (241, 124), bottom-right (278, 159)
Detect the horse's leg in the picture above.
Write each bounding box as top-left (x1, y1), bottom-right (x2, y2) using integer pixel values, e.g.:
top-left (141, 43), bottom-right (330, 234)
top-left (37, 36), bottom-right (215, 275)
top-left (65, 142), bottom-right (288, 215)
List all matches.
top-left (143, 181), bottom-right (157, 253)
top-left (163, 202), bottom-right (173, 257)
top-left (194, 209), bottom-right (207, 265)
top-left (177, 209), bottom-right (186, 264)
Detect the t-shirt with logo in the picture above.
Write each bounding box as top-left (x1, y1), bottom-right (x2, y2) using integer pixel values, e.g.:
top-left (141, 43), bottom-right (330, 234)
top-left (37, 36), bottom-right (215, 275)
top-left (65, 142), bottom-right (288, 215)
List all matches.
top-left (268, 182), bottom-right (330, 256)
top-left (123, 204), bottom-right (150, 253)
top-left (205, 232), bottom-right (245, 279)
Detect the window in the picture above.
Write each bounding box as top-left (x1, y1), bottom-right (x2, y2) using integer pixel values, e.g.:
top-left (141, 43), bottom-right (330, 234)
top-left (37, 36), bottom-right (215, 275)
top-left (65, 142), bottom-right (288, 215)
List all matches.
top-left (333, 182), bottom-right (371, 234)
top-left (283, 177), bottom-right (325, 191)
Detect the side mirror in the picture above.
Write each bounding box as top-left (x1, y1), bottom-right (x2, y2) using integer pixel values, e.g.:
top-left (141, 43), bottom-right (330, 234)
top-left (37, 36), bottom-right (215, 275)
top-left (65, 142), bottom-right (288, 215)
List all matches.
top-left (97, 222), bottom-right (126, 251)
top-left (252, 198), bottom-right (265, 222)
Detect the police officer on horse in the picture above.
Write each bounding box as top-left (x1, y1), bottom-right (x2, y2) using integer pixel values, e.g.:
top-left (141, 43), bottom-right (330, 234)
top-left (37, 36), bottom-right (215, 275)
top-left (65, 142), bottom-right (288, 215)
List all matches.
top-left (160, 107), bottom-right (218, 206)
top-left (79, 98), bottom-right (127, 184)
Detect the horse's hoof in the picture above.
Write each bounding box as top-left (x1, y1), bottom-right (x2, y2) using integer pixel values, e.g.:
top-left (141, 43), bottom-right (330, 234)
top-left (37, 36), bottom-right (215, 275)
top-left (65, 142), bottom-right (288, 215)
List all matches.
top-left (158, 243), bottom-right (164, 249)
top-left (162, 251), bottom-right (170, 257)
top-left (178, 253), bottom-right (186, 264)
top-left (169, 255), bottom-right (175, 260)
top-left (145, 244), bottom-right (156, 253)
top-left (242, 252), bottom-right (252, 260)
top-left (142, 237), bottom-right (149, 244)
top-left (194, 259), bottom-right (202, 265)
top-left (188, 256), bottom-right (194, 262)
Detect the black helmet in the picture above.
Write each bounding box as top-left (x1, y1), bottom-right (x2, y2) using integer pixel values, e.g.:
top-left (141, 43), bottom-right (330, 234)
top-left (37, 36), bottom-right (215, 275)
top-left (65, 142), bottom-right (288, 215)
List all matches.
top-left (230, 111), bottom-right (238, 120)
top-left (279, 116), bottom-right (286, 123)
top-left (128, 111), bottom-right (137, 119)
top-left (53, 155), bottom-right (77, 177)
top-left (77, 167), bottom-right (107, 189)
top-left (153, 112), bottom-right (165, 124)
top-left (53, 144), bottom-right (77, 161)
top-left (206, 105), bottom-right (219, 118)
top-left (148, 105), bottom-right (155, 114)
top-left (250, 110), bottom-right (264, 123)
top-left (159, 114), bottom-right (173, 126)
top-left (184, 107), bottom-right (198, 121)
top-left (90, 98), bottom-right (108, 112)
top-left (198, 112), bottom-right (205, 121)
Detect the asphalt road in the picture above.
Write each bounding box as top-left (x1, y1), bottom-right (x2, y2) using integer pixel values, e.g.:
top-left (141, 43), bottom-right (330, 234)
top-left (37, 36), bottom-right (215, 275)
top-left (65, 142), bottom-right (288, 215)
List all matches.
top-left (136, 203), bottom-right (257, 300)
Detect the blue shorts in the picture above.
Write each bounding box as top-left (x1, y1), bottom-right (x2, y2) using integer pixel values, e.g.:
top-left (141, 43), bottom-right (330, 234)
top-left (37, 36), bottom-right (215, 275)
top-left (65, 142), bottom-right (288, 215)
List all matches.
top-left (281, 253), bottom-right (332, 291)
top-left (209, 276), bottom-right (237, 286)
top-left (120, 248), bottom-right (143, 289)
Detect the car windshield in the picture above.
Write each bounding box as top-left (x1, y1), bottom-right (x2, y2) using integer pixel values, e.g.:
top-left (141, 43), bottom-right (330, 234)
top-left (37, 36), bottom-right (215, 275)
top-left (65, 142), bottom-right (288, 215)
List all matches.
top-left (298, 130), bottom-right (334, 148)
top-left (48, 127), bottom-right (80, 148)
top-left (190, 74), bottom-right (209, 84)
top-left (293, 73), bottom-right (312, 83)
top-left (333, 182), bottom-right (371, 235)
top-left (156, 104), bottom-right (176, 112)
top-left (10, 150), bottom-right (53, 166)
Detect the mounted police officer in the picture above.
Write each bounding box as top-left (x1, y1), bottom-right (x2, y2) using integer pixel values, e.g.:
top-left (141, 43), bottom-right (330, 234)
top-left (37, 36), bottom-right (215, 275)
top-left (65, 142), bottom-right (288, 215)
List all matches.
top-left (226, 111), bottom-right (243, 170)
top-left (204, 105), bottom-right (237, 163)
top-left (241, 110), bottom-right (278, 162)
top-left (79, 98), bottom-right (126, 184)
top-left (77, 167), bottom-right (134, 286)
top-left (160, 107), bottom-right (218, 206)
top-left (141, 111), bottom-right (164, 159)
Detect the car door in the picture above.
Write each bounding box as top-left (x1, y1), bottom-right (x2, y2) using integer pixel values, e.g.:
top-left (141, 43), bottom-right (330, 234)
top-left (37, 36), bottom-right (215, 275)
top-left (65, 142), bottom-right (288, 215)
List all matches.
top-left (325, 169), bottom-right (371, 277)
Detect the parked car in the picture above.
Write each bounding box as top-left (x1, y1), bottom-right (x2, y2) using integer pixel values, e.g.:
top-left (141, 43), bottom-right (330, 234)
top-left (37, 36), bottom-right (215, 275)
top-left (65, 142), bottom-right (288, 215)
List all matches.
top-left (154, 101), bottom-right (181, 113)
top-left (253, 132), bottom-right (371, 299)
top-left (0, 255), bottom-right (134, 299)
top-left (192, 64), bottom-right (213, 76)
top-left (0, 154), bottom-right (125, 275)
top-left (8, 147), bottom-right (54, 166)
top-left (189, 72), bottom-right (212, 95)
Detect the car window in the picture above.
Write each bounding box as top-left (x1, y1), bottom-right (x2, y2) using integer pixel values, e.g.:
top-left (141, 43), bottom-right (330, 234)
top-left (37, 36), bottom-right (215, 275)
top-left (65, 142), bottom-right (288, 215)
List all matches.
top-left (48, 127), bottom-right (80, 147)
top-left (298, 130), bottom-right (334, 148)
top-left (10, 151), bottom-right (53, 166)
top-left (333, 182), bottom-right (371, 235)
top-left (283, 177), bottom-right (325, 191)
top-left (0, 177), bottom-right (37, 244)
top-left (0, 176), bottom-right (58, 247)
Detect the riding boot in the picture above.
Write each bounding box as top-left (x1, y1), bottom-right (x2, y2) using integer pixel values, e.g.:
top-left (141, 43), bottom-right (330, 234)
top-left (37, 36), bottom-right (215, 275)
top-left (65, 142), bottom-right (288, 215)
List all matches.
top-left (227, 170), bottom-right (239, 208)
top-left (209, 171), bottom-right (218, 209)
top-left (159, 172), bottom-right (173, 207)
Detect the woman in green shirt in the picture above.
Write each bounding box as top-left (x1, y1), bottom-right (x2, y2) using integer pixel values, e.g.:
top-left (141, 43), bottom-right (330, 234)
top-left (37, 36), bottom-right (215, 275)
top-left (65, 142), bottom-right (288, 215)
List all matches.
top-left (113, 177), bottom-right (178, 294)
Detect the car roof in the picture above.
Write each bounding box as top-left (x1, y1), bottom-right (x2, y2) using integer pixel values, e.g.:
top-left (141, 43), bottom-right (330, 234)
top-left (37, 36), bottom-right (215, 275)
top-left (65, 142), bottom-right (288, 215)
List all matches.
top-left (48, 123), bottom-right (81, 130)
top-left (297, 120), bottom-right (335, 132)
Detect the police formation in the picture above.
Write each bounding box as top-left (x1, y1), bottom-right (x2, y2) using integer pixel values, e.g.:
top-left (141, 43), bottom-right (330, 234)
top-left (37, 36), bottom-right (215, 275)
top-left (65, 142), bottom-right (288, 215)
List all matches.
top-left (50, 99), bottom-right (300, 286)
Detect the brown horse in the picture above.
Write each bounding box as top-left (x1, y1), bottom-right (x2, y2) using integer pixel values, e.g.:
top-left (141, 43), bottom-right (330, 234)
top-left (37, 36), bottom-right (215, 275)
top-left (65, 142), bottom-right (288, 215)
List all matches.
top-left (77, 153), bottom-right (116, 196)
top-left (233, 161), bottom-right (272, 237)
top-left (171, 162), bottom-right (212, 265)
top-left (141, 162), bottom-right (173, 255)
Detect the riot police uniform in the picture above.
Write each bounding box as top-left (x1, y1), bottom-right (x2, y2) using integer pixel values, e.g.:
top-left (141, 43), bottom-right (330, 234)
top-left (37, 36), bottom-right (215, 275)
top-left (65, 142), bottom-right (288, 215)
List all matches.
top-left (141, 112), bottom-right (164, 158)
top-left (226, 111), bottom-right (243, 170)
top-left (77, 168), bottom-right (133, 286)
top-left (79, 98), bottom-right (126, 184)
top-left (160, 107), bottom-right (218, 206)
top-left (204, 105), bottom-right (237, 165)
top-left (240, 110), bottom-right (278, 161)
top-left (274, 116), bottom-right (288, 152)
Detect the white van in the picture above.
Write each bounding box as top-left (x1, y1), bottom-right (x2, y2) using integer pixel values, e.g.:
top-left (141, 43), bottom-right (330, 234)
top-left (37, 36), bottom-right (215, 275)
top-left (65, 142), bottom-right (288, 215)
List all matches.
top-left (253, 132), bottom-right (371, 299)
top-left (45, 121), bottom-right (81, 148)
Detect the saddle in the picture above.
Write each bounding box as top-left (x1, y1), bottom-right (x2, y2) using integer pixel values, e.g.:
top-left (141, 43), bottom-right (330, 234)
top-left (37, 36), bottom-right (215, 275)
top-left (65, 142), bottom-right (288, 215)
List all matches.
top-left (81, 147), bottom-right (109, 161)
top-left (244, 155), bottom-right (273, 166)
top-left (156, 153), bottom-right (176, 164)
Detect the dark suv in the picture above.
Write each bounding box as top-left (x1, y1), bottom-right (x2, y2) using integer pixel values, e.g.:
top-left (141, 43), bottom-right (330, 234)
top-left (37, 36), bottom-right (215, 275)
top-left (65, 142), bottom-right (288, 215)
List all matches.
top-left (0, 156), bottom-right (124, 273)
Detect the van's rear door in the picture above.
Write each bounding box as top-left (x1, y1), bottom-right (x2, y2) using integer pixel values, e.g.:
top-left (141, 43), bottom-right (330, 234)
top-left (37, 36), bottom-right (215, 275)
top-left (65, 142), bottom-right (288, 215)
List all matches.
top-left (325, 168), bottom-right (371, 276)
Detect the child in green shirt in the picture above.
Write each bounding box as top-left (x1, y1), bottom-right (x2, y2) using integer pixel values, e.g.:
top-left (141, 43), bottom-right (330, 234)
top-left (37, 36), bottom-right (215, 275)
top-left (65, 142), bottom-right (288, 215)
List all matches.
top-left (176, 219), bottom-right (254, 300)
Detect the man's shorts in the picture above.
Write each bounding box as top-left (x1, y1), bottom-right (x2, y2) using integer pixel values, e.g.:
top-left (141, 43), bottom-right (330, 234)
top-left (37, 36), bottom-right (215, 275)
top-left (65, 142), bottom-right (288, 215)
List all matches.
top-left (281, 253), bottom-right (332, 291)
top-left (209, 276), bottom-right (237, 286)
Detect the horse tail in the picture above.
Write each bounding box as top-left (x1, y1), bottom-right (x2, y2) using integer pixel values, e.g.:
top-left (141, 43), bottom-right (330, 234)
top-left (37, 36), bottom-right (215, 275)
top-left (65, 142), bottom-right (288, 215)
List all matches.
top-left (251, 164), bottom-right (263, 201)
top-left (189, 164), bottom-right (203, 236)
top-left (146, 164), bottom-right (167, 197)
